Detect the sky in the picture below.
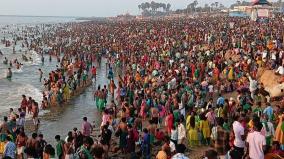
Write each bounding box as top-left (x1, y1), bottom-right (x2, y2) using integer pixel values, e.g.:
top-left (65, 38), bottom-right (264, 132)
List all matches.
top-left (0, 0), bottom-right (277, 17)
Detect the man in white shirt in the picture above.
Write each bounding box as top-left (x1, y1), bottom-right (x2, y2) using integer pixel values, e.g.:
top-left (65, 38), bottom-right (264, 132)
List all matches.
top-left (231, 114), bottom-right (245, 159)
top-left (246, 122), bottom-right (266, 159)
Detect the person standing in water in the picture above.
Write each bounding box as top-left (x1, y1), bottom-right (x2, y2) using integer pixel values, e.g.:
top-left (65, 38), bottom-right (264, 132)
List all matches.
top-left (6, 68), bottom-right (12, 80)
top-left (38, 69), bottom-right (43, 82)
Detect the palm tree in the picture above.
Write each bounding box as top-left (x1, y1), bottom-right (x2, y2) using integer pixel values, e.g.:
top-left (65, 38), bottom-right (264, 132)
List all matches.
top-left (236, 0), bottom-right (241, 6)
top-left (166, 3), bottom-right (171, 12)
top-left (215, 2), bottom-right (219, 9)
top-left (210, 3), bottom-right (215, 11)
top-left (193, 0), bottom-right (198, 12)
top-left (145, 2), bottom-right (151, 11)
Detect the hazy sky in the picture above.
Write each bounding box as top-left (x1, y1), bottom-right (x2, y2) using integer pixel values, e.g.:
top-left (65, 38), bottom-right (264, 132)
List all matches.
top-left (0, 0), bottom-right (275, 17)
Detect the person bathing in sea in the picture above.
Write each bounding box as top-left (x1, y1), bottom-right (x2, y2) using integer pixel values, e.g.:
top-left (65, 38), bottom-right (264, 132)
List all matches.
top-left (6, 68), bottom-right (12, 80)
top-left (38, 69), bottom-right (43, 82)
top-left (3, 57), bottom-right (8, 64)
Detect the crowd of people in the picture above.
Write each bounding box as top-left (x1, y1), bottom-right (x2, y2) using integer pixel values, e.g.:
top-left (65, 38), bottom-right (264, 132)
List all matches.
top-left (0, 13), bottom-right (284, 159)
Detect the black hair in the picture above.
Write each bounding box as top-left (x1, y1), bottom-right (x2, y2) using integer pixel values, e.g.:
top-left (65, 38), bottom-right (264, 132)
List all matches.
top-left (55, 135), bottom-right (60, 140)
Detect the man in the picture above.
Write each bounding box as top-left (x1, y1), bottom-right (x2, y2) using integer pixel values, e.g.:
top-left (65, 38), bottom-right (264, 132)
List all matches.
top-left (246, 122), bottom-right (266, 159)
top-left (263, 102), bottom-right (273, 120)
top-left (32, 102), bottom-right (39, 130)
top-left (81, 117), bottom-right (92, 137)
top-left (3, 136), bottom-right (16, 159)
top-left (55, 135), bottom-right (65, 159)
top-left (216, 94), bottom-right (225, 106)
top-left (38, 69), bottom-right (43, 82)
top-left (26, 133), bottom-right (38, 152)
top-left (171, 144), bottom-right (189, 159)
top-left (20, 95), bottom-right (28, 112)
top-left (231, 114), bottom-right (245, 159)
top-left (37, 134), bottom-right (47, 159)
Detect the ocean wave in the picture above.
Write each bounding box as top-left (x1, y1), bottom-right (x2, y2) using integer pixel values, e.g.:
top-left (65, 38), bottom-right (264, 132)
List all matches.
top-left (22, 50), bottom-right (42, 66)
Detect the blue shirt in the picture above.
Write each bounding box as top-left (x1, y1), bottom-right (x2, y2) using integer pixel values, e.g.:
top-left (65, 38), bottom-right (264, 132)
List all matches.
top-left (4, 141), bottom-right (16, 159)
top-left (216, 97), bottom-right (225, 106)
top-left (263, 106), bottom-right (273, 119)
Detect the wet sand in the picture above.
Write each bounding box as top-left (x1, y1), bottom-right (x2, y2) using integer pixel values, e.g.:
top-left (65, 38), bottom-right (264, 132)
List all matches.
top-left (25, 58), bottom-right (110, 145)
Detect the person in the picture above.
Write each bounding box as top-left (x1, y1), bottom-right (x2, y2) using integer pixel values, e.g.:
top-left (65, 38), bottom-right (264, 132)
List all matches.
top-left (64, 137), bottom-right (74, 159)
top-left (262, 114), bottom-right (275, 148)
top-left (91, 145), bottom-right (103, 159)
top-left (43, 144), bottom-right (56, 159)
top-left (170, 125), bottom-right (178, 145)
top-left (142, 128), bottom-right (151, 159)
top-left (171, 144), bottom-right (188, 159)
top-left (274, 109), bottom-right (284, 150)
top-left (231, 113), bottom-right (245, 159)
top-left (177, 118), bottom-right (186, 144)
top-left (26, 133), bottom-right (38, 155)
top-left (16, 130), bottom-right (27, 159)
top-left (0, 116), bottom-right (8, 142)
top-left (100, 124), bottom-right (112, 158)
top-left (6, 68), bottom-right (12, 80)
top-left (20, 95), bottom-right (28, 112)
top-left (91, 66), bottom-right (96, 80)
top-left (37, 134), bottom-right (47, 159)
top-left (126, 124), bottom-right (135, 154)
top-left (39, 69), bottom-right (43, 82)
top-left (32, 102), bottom-right (39, 130)
top-left (81, 117), bottom-right (92, 137)
top-left (78, 137), bottom-right (93, 159)
top-left (187, 113), bottom-right (198, 147)
top-left (156, 144), bottom-right (168, 159)
top-left (263, 103), bottom-right (273, 121)
top-left (200, 114), bottom-right (211, 145)
top-left (204, 149), bottom-right (218, 159)
top-left (55, 135), bottom-right (65, 159)
top-left (213, 117), bottom-right (229, 156)
top-left (246, 122), bottom-right (266, 159)
top-left (3, 136), bottom-right (16, 159)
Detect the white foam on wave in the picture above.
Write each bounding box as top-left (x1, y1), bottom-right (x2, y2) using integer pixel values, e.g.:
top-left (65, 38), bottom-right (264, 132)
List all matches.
top-left (0, 83), bottom-right (50, 119)
top-left (12, 66), bottom-right (23, 73)
top-left (22, 50), bottom-right (42, 66)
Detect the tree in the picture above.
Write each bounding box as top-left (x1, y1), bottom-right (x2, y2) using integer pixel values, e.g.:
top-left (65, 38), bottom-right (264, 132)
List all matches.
top-left (211, 3), bottom-right (215, 11)
top-left (215, 2), bottom-right (219, 9)
top-left (236, 0), bottom-right (241, 6)
top-left (193, 0), bottom-right (198, 12)
top-left (166, 3), bottom-right (171, 12)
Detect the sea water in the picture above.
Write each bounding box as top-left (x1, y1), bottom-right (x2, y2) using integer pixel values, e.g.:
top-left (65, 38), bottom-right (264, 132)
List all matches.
top-left (0, 16), bottom-right (105, 143)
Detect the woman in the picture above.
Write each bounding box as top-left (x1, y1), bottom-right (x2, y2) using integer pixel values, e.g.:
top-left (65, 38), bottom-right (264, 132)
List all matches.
top-left (109, 79), bottom-right (116, 99)
top-left (199, 114), bottom-right (211, 145)
top-left (187, 114), bottom-right (198, 147)
top-left (16, 131), bottom-right (28, 159)
top-left (165, 110), bottom-right (174, 135)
